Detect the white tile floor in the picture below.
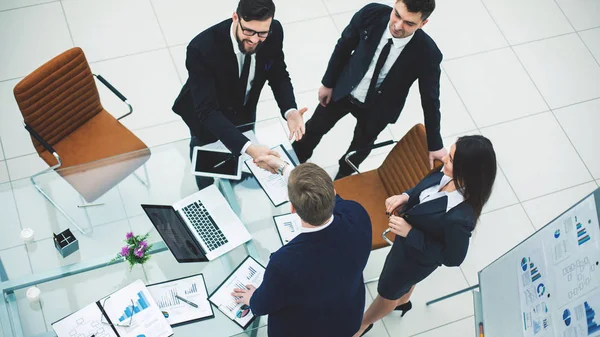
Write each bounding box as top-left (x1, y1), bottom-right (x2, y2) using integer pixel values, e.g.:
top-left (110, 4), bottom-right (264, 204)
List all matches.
top-left (0, 0), bottom-right (599, 336)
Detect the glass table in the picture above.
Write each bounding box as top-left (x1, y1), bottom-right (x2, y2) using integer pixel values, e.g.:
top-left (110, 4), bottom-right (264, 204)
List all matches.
top-left (0, 117), bottom-right (297, 337)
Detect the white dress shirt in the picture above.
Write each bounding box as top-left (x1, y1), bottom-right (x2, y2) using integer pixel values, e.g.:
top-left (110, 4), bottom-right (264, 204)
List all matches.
top-left (416, 169), bottom-right (465, 212)
top-left (230, 23), bottom-right (296, 155)
top-left (230, 22), bottom-right (256, 102)
top-left (350, 23), bottom-right (414, 103)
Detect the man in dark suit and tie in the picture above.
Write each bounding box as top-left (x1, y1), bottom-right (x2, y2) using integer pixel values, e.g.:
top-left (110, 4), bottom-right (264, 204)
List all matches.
top-left (172, 0), bottom-right (307, 189)
top-left (232, 160), bottom-right (372, 337)
top-left (292, 0), bottom-right (447, 180)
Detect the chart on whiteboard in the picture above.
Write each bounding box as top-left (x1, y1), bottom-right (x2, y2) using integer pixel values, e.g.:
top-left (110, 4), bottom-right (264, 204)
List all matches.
top-left (517, 248), bottom-right (553, 337)
top-left (517, 193), bottom-right (600, 337)
top-left (545, 195), bottom-right (600, 309)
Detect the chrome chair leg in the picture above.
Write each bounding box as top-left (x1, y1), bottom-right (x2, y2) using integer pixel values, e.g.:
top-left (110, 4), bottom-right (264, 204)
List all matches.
top-left (132, 164), bottom-right (150, 187)
top-left (30, 153), bottom-right (87, 235)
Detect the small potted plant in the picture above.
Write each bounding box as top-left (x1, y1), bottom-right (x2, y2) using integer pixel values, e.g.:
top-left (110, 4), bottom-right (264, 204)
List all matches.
top-left (111, 232), bottom-right (153, 270)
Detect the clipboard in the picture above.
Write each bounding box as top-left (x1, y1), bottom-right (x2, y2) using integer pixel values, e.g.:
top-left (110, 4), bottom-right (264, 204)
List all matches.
top-left (244, 144), bottom-right (297, 207)
top-left (273, 212), bottom-right (302, 245)
top-left (51, 279), bottom-right (173, 337)
top-left (207, 256), bottom-right (266, 329)
top-left (146, 273), bottom-right (214, 327)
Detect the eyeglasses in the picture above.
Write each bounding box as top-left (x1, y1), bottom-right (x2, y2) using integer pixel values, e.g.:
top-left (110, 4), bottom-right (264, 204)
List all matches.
top-left (237, 17), bottom-right (271, 38)
top-left (100, 296), bottom-right (135, 327)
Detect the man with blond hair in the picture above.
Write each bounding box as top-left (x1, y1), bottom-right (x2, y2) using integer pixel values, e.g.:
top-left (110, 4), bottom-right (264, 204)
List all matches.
top-left (233, 160), bottom-right (372, 336)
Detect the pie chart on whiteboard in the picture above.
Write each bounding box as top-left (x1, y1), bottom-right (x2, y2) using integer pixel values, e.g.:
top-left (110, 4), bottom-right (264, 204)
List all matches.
top-left (563, 309), bottom-right (571, 326)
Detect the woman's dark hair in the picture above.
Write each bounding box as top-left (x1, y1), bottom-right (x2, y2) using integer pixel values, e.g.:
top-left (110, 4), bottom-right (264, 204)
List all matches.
top-left (453, 135), bottom-right (497, 222)
top-left (237, 0), bottom-right (276, 22)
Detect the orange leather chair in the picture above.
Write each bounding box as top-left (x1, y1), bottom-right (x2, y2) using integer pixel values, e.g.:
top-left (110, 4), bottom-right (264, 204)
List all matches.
top-left (13, 47), bottom-right (150, 233)
top-left (334, 124), bottom-right (442, 250)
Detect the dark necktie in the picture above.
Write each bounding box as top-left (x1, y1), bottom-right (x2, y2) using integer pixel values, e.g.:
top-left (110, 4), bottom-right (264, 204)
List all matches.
top-left (239, 54), bottom-right (251, 104)
top-left (365, 38), bottom-right (393, 104)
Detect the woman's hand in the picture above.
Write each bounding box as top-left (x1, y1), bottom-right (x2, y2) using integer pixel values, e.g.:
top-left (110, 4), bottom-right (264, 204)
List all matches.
top-left (385, 194), bottom-right (409, 214)
top-left (388, 215), bottom-right (413, 238)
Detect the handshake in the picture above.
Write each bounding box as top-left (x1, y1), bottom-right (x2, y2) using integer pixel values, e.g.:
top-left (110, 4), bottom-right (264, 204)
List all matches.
top-left (253, 153), bottom-right (287, 175)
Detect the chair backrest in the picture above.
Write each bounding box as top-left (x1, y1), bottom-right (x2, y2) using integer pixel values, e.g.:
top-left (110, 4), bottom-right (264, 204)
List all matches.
top-left (13, 47), bottom-right (103, 155)
top-left (377, 124), bottom-right (436, 197)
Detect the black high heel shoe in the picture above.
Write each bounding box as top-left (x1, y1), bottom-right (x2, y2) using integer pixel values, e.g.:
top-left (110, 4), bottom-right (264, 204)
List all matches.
top-left (394, 301), bottom-right (412, 317)
top-left (360, 323), bottom-right (374, 336)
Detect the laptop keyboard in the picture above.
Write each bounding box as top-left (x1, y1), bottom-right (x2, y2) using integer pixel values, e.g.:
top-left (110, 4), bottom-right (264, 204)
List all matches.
top-left (181, 201), bottom-right (228, 251)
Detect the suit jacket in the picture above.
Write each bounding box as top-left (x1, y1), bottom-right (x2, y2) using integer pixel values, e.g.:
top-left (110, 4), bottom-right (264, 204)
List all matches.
top-left (172, 19), bottom-right (297, 154)
top-left (322, 3), bottom-right (443, 151)
top-left (399, 171), bottom-right (475, 267)
top-left (250, 196), bottom-right (372, 337)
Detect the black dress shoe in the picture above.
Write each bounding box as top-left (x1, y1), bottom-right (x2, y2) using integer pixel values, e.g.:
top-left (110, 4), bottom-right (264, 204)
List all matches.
top-left (360, 323), bottom-right (374, 336)
top-left (394, 301), bottom-right (412, 317)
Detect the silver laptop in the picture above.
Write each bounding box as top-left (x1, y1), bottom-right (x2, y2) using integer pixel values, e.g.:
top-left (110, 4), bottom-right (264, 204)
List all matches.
top-left (141, 184), bottom-right (251, 262)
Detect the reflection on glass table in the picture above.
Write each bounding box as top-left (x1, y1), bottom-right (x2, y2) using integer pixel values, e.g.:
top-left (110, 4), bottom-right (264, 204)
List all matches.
top-left (0, 117), bottom-right (297, 337)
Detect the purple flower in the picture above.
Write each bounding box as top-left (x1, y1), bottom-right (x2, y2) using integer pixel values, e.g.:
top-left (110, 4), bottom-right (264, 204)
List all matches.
top-left (134, 248), bottom-right (144, 258)
top-left (125, 232), bottom-right (134, 240)
top-left (139, 241), bottom-right (148, 250)
top-left (120, 246), bottom-right (130, 257)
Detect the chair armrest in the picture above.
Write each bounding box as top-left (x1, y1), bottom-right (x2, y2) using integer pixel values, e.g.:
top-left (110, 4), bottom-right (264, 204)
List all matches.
top-left (344, 140), bottom-right (396, 174)
top-left (93, 74), bottom-right (133, 121)
top-left (382, 228), bottom-right (393, 246)
top-left (24, 123), bottom-right (61, 166)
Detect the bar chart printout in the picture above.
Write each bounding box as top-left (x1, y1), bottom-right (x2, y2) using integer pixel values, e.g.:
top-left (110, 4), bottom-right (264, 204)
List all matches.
top-left (147, 274), bottom-right (213, 326)
top-left (102, 279), bottom-right (173, 337)
top-left (209, 257), bottom-right (266, 328)
top-left (119, 291), bottom-right (150, 322)
top-left (273, 213), bottom-right (302, 244)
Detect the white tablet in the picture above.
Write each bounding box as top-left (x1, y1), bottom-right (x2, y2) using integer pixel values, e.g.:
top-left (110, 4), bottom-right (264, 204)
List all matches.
top-left (191, 147), bottom-right (243, 180)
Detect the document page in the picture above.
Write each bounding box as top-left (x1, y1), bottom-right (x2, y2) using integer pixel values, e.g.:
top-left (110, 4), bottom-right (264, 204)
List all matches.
top-left (208, 256), bottom-right (265, 329)
top-left (52, 302), bottom-right (119, 337)
top-left (147, 274), bottom-right (213, 326)
top-left (245, 145), bottom-right (296, 206)
top-left (100, 279), bottom-right (173, 337)
top-left (273, 213), bottom-right (302, 245)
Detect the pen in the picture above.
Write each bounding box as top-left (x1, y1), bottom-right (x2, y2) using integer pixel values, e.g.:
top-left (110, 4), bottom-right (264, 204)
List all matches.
top-left (213, 155), bottom-right (235, 168)
top-left (175, 295), bottom-right (198, 308)
top-left (479, 322), bottom-right (484, 337)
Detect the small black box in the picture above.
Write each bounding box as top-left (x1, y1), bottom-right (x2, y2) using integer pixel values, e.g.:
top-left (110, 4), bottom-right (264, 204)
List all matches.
top-left (53, 229), bottom-right (79, 257)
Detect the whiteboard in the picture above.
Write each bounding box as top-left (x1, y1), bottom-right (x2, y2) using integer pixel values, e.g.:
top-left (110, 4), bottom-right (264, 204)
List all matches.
top-left (478, 188), bottom-right (600, 337)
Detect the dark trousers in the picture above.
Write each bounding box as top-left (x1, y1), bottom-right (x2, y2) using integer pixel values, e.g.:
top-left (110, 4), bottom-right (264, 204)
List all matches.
top-left (189, 136), bottom-right (215, 190)
top-left (292, 96), bottom-right (389, 179)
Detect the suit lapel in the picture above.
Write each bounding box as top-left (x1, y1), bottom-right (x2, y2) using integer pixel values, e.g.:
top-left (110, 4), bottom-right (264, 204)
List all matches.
top-left (380, 29), bottom-right (421, 89)
top-left (219, 21), bottom-right (242, 96)
top-left (406, 195), bottom-right (448, 216)
top-left (358, 15), bottom-right (390, 75)
top-left (403, 171), bottom-right (442, 208)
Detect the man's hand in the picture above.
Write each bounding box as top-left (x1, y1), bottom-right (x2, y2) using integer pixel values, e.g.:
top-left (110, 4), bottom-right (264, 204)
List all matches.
top-left (254, 154), bottom-right (284, 174)
top-left (246, 144), bottom-right (280, 160)
top-left (232, 285), bottom-right (256, 307)
top-left (385, 194), bottom-right (409, 214)
top-left (428, 148), bottom-right (448, 169)
top-left (318, 85), bottom-right (333, 107)
top-left (286, 107), bottom-right (308, 141)
top-left (388, 215), bottom-right (413, 238)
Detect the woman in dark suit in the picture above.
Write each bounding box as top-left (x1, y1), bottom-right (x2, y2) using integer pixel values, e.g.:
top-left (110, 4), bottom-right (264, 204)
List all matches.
top-left (355, 135), bottom-right (497, 336)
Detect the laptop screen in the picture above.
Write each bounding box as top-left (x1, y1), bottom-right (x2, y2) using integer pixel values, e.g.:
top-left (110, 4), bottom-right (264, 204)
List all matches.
top-left (141, 205), bottom-right (208, 263)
